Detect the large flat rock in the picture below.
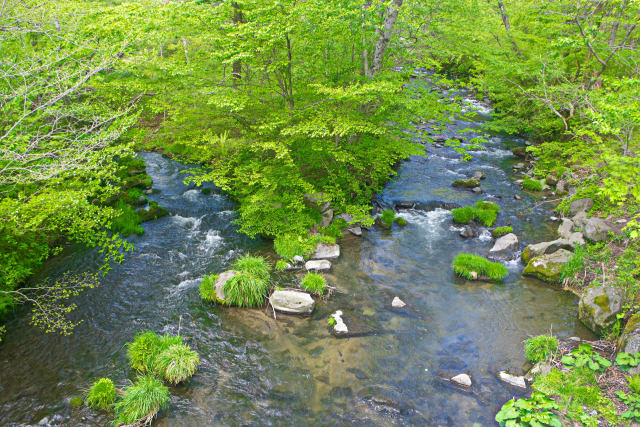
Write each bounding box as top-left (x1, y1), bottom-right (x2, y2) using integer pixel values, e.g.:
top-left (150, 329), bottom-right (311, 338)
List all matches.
top-left (269, 290), bottom-right (315, 315)
top-left (312, 243), bottom-right (340, 259)
top-left (305, 260), bottom-right (331, 271)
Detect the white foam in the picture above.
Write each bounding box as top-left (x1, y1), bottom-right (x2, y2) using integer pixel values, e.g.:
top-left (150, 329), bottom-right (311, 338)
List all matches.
top-left (478, 229), bottom-right (492, 242)
top-left (198, 230), bottom-right (224, 253)
top-left (183, 189), bottom-right (201, 201)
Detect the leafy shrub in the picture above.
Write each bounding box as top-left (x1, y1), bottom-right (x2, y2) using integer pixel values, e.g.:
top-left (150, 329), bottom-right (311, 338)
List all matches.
top-left (524, 335), bottom-right (559, 363)
top-left (223, 272), bottom-right (269, 307)
top-left (127, 331), bottom-right (183, 374)
top-left (113, 375), bottom-right (169, 426)
top-left (275, 259), bottom-right (289, 272)
top-left (495, 392), bottom-right (562, 427)
top-left (320, 218), bottom-right (347, 239)
top-left (300, 272), bottom-right (327, 295)
top-left (523, 178), bottom-right (543, 191)
top-left (561, 343), bottom-right (612, 372)
top-left (452, 253), bottom-right (508, 281)
top-left (616, 390), bottom-right (640, 422)
top-left (491, 226), bottom-right (513, 238)
top-left (154, 343), bottom-right (200, 385)
top-left (232, 255), bottom-right (270, 281)
top-left (274, 234), bottom-right (316, 259)
top-left (452, 206), bottom-right (476, 224)
top-left (110, 200), bottom-right (144, 236)
top-left (86, 378), bottom-right (117, 411)
top-left (199, 274), bottom-right (218, 302)
top-left (380, 209), bottom-right (396, 227)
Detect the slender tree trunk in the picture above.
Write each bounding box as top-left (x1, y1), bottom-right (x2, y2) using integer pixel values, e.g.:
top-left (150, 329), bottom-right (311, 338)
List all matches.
top-left (497, 1), bottom-right (523, 58)
top-left (232, 2), bottom-right (243, 84)
top-left (362, 3), bottom-right (370, 77)
top-left (371, 0), bottom-right (403, 76)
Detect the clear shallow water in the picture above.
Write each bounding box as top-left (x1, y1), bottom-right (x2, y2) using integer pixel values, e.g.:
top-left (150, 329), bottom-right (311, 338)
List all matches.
top-left (0, 94), bottom-right (594, 426)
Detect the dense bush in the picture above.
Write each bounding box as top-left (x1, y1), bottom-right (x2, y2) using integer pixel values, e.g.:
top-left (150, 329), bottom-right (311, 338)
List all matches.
top-left (452, 253), bottom-right (508, 281)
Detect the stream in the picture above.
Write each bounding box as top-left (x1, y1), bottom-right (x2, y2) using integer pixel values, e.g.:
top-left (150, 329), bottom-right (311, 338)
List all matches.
top-left (0, 86), bottom-right (595, 426)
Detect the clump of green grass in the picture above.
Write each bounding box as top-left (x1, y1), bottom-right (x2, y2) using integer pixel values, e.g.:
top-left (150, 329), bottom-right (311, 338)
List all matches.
top-left (452, 253), bottom-right (509, 281)
top-left (451, 201), bottom-right (500, 227)
top-left (380, 209), bottom-right (396, 227)
top-left (300, 272), bottom-right (327, 295)
top-left (320, 218), bottom-right (347, 239)
top-left (154, 343), bottom-right (200, 385)
top-left (223, 272), bottom-right (270, 307)
top-left (127, 331), bottom-right (183, 374)
top-left (524, 334), bottom-right (559, 363)
top-left (86, 378), bottom-right (117, 411)
top-left (111, 200), bottom-right (144, 236)
top-left (199, 274), bottom-right (218, 302)
top-left (523, 178), bottom-right (543, 191)
top-left (113, 375), bottom-right (170, 426)
top-left (491, 226), bottom-right (513, 238)
top-left (274, 233), bottom-right (316, 259)
top-left (232, 255), bottom-right (270, 281)
top-left (275, 259), bottom-right (289, 272)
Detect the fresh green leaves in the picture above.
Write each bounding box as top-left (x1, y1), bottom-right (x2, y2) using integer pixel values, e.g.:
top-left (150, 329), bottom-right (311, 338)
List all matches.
top-left (561, 344), bottom-right (612, 373)
top-left (495, 392), bottom-right (562, 427)
top-left (615, 352), bottom-right (640, 371)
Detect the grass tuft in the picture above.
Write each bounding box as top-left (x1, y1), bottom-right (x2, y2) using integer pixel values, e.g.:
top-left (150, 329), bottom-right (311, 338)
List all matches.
top-left (86, 378), bottom-right (117, 411)
top-left (154, 343), bottom-right (200, 385)
top-left (223, 272), bottom-right (269, 307)
top-left (199, 274), bottom-right (218, 302)
top-left (111, 200), bottom-right (144, 236)
top-left (126, 331), bottom-right (183, 374)
top-left (523, 178), bottom-right (543, 191)
top-left (232, 255), bottom-right (270, 281)
top-left (452, 201), bottom-right (500, 227)
top-left (524, 334), bottom-right (559, 363)
top-left (300, 272), bottom-right (327, 295)
top-left (452, 253), bottom-right (508, 281)
top-left (452, 206), bottom-right (476, 224)
top-left (380, 209), bottom-right (396, 227)
top-left (112, 375), bottom-right (169, 427)
top-left (491, 226), bottom-right (513, 238)
top-left (275, 259), bottom-right (289, 272)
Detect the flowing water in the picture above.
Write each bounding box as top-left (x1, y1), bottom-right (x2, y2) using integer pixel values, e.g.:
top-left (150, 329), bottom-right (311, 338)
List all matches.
top-left (0, 88), bottom-right (595, 426)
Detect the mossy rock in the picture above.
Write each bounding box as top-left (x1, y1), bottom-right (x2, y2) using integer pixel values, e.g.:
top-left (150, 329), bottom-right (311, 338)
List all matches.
top-left (618, 313), bottom-right (640, 352)
top-left (123, 174), bottom-right (153, 190)
top-left (69, 396), bottom-right (84, 407)
top-left (578, 286), bottom-right (624, 335)
top-left (138, 202), bottom-right (169, 222)
top-left (491, 226), bottom-right (513, 238)
top-left (394, 217), bottom-right (407, 227)
top-left (522, 249), bottom-right (572, 283)
top-left (452, 178), bottom-right (480, 188)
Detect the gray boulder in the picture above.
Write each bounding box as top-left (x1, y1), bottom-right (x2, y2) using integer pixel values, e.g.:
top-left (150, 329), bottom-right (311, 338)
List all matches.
top-left (313, 243), bottom-right (340, 259)
top-left (460, 225), bottom-right (476, 238)
top-left (321, 209), bottom-right (334, 228)
top-left (522, 249), bottom-right (573, 282)
top-left (269, 290), bottom-right (315, 315)
top-left (618, 314), bottom-right (640, 373)
top-left (489, 233), bottom-right (519, 260)
top-left (305, 260), bottom-right (331, 271)
top-left (572, 211), bottom-right (588, 228)
top-left (558, 219), bottom-right (574, 239)
top-left (348, 226), bottom-right (363, 236)
top-left (498, 371), bottom-right (526, 389)
top-left (293, 255), bottom-right (305, 264)
top-left (214, 270), bottom-right (237, 302)
top-left (570, 198), bottom-right (594, 216)
top-left (584, 217), bottom-right (612, 242)
top-left (579, 286), bottom-right (625, 335)
top-left (522, 239), bottom-right (575, 264)
top-left (336, 213), bottom-right (353, 223)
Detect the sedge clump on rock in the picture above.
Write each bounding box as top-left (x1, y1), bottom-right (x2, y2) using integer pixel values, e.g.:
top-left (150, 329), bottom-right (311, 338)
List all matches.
top-left (452, 253), bottom-right (508, 281)
top-left (113, 375), bottom-right (169, 427)
top-left (85, 377), bottom-right (117, 411)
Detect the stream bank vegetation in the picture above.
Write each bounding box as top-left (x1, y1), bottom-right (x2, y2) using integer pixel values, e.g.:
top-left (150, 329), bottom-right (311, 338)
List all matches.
top-left (451, 253), bottom-right (508, 282)
top-left (452, 201), bottom-right (500, 227)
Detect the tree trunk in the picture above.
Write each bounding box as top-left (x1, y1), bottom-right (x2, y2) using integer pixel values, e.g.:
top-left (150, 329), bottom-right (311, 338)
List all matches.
top-left (371, 0), bottom-right (403, 76)
top-left (232, 2), bottom-right (244, 83)
top-left (497, 1), bottom-right (523, 58)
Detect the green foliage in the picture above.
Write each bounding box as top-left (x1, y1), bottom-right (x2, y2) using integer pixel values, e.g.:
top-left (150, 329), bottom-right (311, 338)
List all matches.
top-left (86, 378), bottom-right (117, 411)
top-left (495, 392), bottom-right (562, 427)
top-left (627, 374), bottom-right (640, 394)
top-left (231, 255), bottom-right (270, 282)
top-left (561, 344), bottom-right (612, 373)
top-left (522, 178), bottom-right (544, 192)
top-left (110, 200), bottom-right (144, 237)
top-left (451, 206), bottom-right (476, 224)
top-left (615, 352), bottom-right (640, 371)
top-left (275, 259), bottom-right (289, 272)
top-left (274, 234), bottom-right (316, 260)
top-left (320, 218), bottom-right (347, 239)
top-left (395, 217), bottom-right (408, 227)
top-left (154, 343), bottom-right (200, 385)
top-left (300, 272), bottom-right (327, 295)
top-left (491, 226), bottom-right (513, 238)
top-left (126, 331), bottom-right (183, 374)
top-left (451, 201), bottom-right (499, 227)
top-left (380, 210), bottom-right (396, 227)
top-left (112, 375), bottom-right (169, 427)
top-left (223, 273), bottom-right (269, 308)
top-left (534, 367), bottom-right (619, 425)
top-left (616, 390), bottom-right (640, 422)
top-left (138, 201), bottom-right (169, 222)
top-left (561, 244), bottom-right (587, 282)
top-left (524, 335), bottom-right (559, 363)
top-left (327, 316), bottom-right (336, 327)
top-left (199, 274), bottom-right (219, 302)
top-left (452, 253), bottom-right (508, 281)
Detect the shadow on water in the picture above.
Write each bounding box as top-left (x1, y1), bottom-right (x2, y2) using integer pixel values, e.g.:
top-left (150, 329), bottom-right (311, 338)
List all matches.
top-left (0, 90), bottom-right (595, 426)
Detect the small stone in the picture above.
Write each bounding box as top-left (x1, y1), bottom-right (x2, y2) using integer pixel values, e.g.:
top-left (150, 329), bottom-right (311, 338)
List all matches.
top-left (514, 194), bottom-right (522, 200)
top-left (331, 310), bottom-right (348, 335)
top-left (469, 271), bottom-right (478, 280)
top-left (472, 187), bottom-right (482, 194)
top-left (472, 171), bottom-right (486, 180)
top-left (489, 233), bottom-right (519, 257)
top-left (145, 189), bottom-right (153, 195)
top-left (498, 371), bottom-right (527, 388)
top-left (321, 209), bottom-right (334, 228)
top-left (269, 290), bottom-right (315, 315)
top-left (391, 297), bottom-right (406, 308)
top-left (460, 226), bottom-right (476, 238)
top-left (305, 260), bottom-right (331, 271)
top-left (38, 417), bottom-right (50, 425)
top-left (348, 226), bottom-right (362, 236)
top-left (616, 219), bottom-right (628, 224)
top-left (452, 178), bottom-right (480, 188)
top-left (313, 243), bottom-right (340, 259)
top-left (572, 211), bottom-right (588, 228)
top-left (293, 255), bottom-right (305, 264)
top-left (557, 219), bottom-right (574, 239)
top-left (451, 373), bottom-right (472, 387)
top-left (513, 162), bottom-right (525, 170)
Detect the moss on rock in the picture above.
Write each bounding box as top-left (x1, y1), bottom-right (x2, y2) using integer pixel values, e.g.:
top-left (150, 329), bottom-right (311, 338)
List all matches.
top-left (522, 249), bottom-right (572, 283)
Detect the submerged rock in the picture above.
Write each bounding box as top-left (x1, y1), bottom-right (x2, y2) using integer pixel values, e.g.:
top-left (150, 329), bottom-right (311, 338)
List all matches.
top-left (472, 171), bottom-right (486, 180)
top-left (460, 225), bottom-right (476, 238)
top-left (348, 226), bottom-right (362, 236)
top-left (570, 197), bottom-right (594, 216)
top-left (584, 217), bottom-right (612, 242)
top-left (498, 371), bottom-right (526, 388)
top-left (331, 310), bottom-right (348, 335)
top-left (522, 249), bottom-right (573, 282)
top-left (305, 260), bottom-right (331, 271)
top-left (452, 178), bottom-right (480, 188)
top-left (489, 233), bottom-right (518, 260)
top-left (313, 243), bottom-right (340, 259)
top-left (391, 297), bottom-right (406, 309)
top-left (269, 290), bottom-right (315, 315)
top-left (450, 373), bottom-right (472, 387)
top-left (579, 286), bottom-right (624, 335)
top-left (214, 270), bottom-right (237, 302)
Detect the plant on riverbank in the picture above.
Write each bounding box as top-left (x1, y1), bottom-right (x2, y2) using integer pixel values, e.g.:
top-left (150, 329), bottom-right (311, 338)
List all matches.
top-left (616, 390), bottom-right (640, 422)
top-left (495, 392), bottom-right (562, 427)
top-left (113, 375), bottom-right (169, 426)
top-left (154, 343), bottom-right (200, 385)
top-left (524, 335), bottom-right (558, 363)
top-left (232, 255), bottom-right (270, 282)
top-left (452, 253), bottom-right (508, 281)
top-left (199, 274), bottom-right (219, 302)
top-left (491, 226), bottom-right (513, 238)
top-left (127, 331), bottom-right (183, 374)
top-left (452, 201), bottom-right (500, 227)
top-left (275, 260), bottom-right (289, 272)
top-left (223, 273), bottom-right (270, 308)
top-left (110, 200), bottom-right (144, 237)
top-left (615, 352), bottom-right (640, 371)
top-left (274, 234), bottom-right (317, 260)
top-left (300, 272), bottom-right (327, 295)
top-left (86, 378), bottom-right (117, 411)
top-left (522, 178), bottom-right (543, 192)
top-left (561, 344), bottom-right (612, 373)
